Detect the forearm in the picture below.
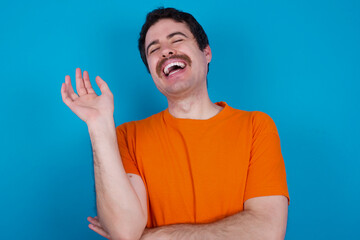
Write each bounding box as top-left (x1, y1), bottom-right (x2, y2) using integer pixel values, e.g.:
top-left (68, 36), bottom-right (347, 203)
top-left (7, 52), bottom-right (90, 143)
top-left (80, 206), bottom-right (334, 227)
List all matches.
top-left (142, 209), bottom-right (282, 240)
top-left (89, 117), bottom-right (146, 240)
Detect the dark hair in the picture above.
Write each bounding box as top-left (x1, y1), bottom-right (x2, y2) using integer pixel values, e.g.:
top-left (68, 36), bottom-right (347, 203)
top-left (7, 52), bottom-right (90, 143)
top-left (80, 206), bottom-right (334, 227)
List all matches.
top-left (138, 7), bottom-right (210, 72)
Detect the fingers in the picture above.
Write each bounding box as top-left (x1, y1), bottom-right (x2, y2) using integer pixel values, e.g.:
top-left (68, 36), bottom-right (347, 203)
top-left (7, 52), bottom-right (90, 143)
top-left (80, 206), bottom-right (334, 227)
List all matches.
top-left (95, 76), bottom-right (112, 95)
top-left (61, 83), bottom-right (73, 107)
top-left (83, 70), bottom-right (96, 94)
top-left (65, 75), bottom-right (79, 101)
top-left (61, 74), bottom-right (80, 109)
top-left (87, 216), bottom-right (101, 228)
top-left (62, 69), bottom-right (102, 104)
top-left (88, 216), bottom-right (111, 239)
top-left (76, 68), bottom-right (88, 96)
top-left (89, 224), bottom-right (111, 239)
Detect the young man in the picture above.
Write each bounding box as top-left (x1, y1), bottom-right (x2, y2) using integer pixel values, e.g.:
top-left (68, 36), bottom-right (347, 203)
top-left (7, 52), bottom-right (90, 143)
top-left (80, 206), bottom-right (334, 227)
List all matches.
top-left (61, 8), bottom-right (289, 240)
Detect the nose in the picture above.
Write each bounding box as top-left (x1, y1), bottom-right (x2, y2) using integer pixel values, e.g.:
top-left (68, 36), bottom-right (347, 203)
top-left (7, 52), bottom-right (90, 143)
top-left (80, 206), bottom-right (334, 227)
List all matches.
top-left (161, 46), bottom-right (176, 58)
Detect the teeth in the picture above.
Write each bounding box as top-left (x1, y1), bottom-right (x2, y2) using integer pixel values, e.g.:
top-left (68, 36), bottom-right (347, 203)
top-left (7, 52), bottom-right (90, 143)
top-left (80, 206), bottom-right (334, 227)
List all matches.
top-left (168, 69), bottom-right (181, 76)
top-left (164, 62), bottom-right (186, 75)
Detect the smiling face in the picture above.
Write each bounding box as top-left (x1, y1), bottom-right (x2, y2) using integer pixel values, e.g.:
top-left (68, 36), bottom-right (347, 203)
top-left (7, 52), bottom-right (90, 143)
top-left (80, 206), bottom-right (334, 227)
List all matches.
top-left (145, 18), bottom-right (212, 99)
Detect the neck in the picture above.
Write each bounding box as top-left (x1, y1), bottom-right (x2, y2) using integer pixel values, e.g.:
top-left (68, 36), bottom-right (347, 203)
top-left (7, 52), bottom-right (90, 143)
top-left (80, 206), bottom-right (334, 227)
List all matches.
top-left (167, 89), bottom-right (223, 120)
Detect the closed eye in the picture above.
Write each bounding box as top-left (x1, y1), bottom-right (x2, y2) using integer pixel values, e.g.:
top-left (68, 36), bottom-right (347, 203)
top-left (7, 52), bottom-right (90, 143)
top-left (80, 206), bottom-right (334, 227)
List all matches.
top-left (173, 39), bottom-right (183, 43)
top-left (150, 47), bottom-right (160, 54)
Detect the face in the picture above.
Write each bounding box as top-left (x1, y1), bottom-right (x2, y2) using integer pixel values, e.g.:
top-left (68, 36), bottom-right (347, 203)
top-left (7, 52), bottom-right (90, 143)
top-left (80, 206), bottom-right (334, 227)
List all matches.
top-left (145, 18), bottom-right (212, 98)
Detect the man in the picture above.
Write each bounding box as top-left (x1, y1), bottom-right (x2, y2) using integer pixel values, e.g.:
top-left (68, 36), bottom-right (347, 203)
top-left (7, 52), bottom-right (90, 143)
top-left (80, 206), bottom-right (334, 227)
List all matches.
top-left (61, 8), bottom-right (289, 240)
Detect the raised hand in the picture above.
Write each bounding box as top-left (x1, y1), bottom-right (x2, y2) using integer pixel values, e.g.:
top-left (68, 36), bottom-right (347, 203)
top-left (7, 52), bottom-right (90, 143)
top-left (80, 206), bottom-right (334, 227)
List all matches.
top-left (61, 68), bottom-right (114, 125)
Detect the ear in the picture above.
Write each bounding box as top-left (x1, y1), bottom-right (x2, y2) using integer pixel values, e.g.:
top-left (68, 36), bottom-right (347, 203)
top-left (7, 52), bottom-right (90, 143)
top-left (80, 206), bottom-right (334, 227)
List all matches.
top-left (203, 45), bottom-right (212, 63)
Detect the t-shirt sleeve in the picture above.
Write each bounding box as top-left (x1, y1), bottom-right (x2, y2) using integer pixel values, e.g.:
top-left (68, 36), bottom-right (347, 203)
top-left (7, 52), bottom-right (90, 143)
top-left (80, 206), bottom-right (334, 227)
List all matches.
top-left (116, 123), bottom-right (140, 176)
top-left (244, 111), bottom-right (290, 203)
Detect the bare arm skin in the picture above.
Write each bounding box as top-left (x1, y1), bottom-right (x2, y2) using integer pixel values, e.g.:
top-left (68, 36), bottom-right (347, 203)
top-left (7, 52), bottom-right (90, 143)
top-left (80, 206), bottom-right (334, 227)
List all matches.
top-left (139, 195), bottom-right (288, 240)
top-left (89, 195), bottom-right (288, 240)
top-left (61, 68), bottom-right (147, 240)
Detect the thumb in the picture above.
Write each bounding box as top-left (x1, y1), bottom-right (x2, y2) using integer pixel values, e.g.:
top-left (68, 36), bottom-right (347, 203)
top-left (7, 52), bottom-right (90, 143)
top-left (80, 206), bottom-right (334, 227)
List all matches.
top-left (95, 76), bottom-right (110, 94)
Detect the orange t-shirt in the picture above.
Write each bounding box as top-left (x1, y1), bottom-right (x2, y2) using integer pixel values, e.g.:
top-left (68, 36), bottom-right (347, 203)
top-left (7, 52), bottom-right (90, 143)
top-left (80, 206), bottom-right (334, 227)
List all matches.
top-left (116, 102), bottom-right (289, 228)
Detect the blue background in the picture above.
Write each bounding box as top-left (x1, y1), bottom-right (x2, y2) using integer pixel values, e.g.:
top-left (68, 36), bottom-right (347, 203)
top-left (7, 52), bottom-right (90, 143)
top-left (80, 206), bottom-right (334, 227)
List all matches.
top-left (1, 0), bottom-right (359, 239)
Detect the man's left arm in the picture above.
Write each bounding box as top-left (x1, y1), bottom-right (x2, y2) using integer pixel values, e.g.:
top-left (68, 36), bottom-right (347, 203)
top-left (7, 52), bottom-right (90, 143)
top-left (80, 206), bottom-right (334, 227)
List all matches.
top-left (141, 195), bottom-right (288, 240)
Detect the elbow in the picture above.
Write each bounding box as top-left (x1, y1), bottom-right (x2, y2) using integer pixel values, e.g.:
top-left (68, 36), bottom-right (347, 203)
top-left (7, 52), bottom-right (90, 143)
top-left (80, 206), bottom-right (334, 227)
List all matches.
top-left (110, 217), bottom-right (147, 240)
top-left (261, 220), bottom-right (286, 240)
top-left (263, 232), bottom-right (283, 240)
top-left (110, 231), bottom-right (143, 240)
top-left (266, 231), bottom-right (286, 240)
top-left (264, 223), bottom-right (287, 240)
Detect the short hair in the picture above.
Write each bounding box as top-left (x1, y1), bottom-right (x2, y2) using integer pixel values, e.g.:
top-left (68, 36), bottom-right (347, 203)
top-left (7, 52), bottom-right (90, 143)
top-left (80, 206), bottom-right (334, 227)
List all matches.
top-left (138, 7), bottom-right (210, 72)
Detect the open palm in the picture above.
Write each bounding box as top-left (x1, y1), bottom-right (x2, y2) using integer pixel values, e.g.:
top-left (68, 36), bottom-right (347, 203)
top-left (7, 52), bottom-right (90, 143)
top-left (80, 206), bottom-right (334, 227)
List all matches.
top-left (61, 68), bottom-right (114, 124)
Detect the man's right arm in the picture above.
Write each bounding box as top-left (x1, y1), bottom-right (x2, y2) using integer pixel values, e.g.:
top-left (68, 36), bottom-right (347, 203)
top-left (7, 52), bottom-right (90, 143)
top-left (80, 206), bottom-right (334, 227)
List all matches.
top-left (89, 119), bottom-right (147, 240)
top-left (61, 68), bottom-right (147, 240)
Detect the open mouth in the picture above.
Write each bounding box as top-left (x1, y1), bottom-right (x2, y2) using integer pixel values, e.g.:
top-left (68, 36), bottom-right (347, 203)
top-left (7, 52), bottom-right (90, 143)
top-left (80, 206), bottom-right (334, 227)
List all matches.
top-left (156, 54), bottom-right (192, 78)
top-left (163, 61), bottom-right (186, 77)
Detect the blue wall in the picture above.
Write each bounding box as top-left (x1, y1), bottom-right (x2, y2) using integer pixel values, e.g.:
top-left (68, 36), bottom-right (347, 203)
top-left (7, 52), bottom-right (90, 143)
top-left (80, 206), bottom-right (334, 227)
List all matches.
top-left (1, 0), bottom-right (359, 239)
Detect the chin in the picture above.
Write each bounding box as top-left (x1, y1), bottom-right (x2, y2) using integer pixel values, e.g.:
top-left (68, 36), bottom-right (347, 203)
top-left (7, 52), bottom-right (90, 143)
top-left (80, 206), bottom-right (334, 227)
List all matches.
top-left (162, 82), bottom-right (194, 97)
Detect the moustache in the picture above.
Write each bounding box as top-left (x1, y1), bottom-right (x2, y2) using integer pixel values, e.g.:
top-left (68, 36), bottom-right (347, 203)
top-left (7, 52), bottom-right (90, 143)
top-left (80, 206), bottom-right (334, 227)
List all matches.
top-left (156, 54), bottom-right (192, 77)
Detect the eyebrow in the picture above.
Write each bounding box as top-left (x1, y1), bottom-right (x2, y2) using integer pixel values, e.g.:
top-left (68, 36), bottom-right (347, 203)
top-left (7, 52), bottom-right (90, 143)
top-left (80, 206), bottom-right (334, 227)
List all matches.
top-left (167, 31), bottom-right (188, 39)
top-left (146, 32), bottom-right (189, 55)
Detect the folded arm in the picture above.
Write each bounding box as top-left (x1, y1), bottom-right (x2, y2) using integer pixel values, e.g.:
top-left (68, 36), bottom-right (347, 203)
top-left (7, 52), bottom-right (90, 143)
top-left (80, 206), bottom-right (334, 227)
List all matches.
top-left (140, 195), bottom-right (288, 240)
